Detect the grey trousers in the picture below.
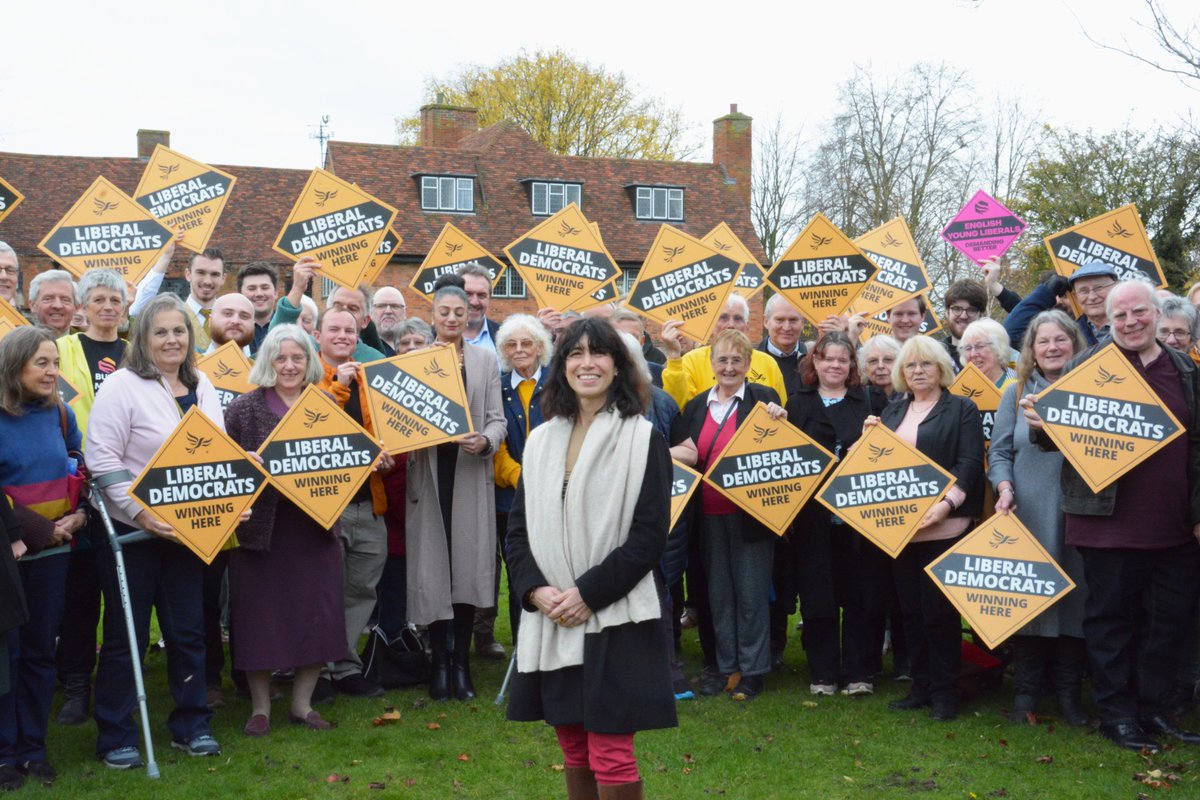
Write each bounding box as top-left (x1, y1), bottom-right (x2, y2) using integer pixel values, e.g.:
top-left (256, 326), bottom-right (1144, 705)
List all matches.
top-left (701, 513), bottom-right (774, 677)
top-left (326, 500), bottom-right (387, 680)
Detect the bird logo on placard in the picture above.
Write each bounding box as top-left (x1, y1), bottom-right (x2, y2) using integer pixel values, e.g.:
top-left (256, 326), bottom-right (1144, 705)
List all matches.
top-left (92, 198), bottom-right (118, 216)
top-left (867, 444), bottom-right (893, 463)
top-left (712, 239), bottom-right (733, 252)
top-left (990, 530), bottom-right (1018, 549)
top-left (303, 409), bottom-right (329, 429)
top-left (213, 361), bottom-right (240, 379)
top-left (559, 220), bottom-right (581, 237)
top-left (1106, 221), bottom-right (1134, 239)
top-left (185, 433), bottom-right (212, 455)
top-left (158, 163), bottom-right (180, 180)
top-left (424, 361), bottom-right (450, 379)
top-left (314, 189), bottom-right (337, 207)
top-left (960, 387), bottom-right (983, 399)
top-left (752, 425), bottom-right (777, 444)
top-left (973, 200), bottom-right (989, 214)
top-left (1094, 366), bottom-right (1125, 388)
top-left (810, 233), bottom-right (833, 250)
top-left (663, 245), bottom-right (685, 263)
top-left (881, 233), bottom-right (902, 248)
top-left (444, 241), bottom-right (463, 257)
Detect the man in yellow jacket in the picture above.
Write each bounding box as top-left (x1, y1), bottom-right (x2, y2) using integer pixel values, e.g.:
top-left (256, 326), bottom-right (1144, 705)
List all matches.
top-left (661, 293), bottom-right (787, 409)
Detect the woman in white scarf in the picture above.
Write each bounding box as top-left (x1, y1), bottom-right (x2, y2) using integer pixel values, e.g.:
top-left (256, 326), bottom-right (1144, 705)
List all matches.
top-left (505, 318), bottom-right (675, 800)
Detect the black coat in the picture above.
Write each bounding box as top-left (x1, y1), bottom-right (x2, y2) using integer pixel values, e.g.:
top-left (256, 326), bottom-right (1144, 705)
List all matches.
top-left (757, 337), bottom-right (807, 400)
top-left (505, 430), bottom-right (677, 734)
top-left (880, 391), bottom-right (985, 521)
top-left (0, 493), bottom-right (28, 634)
top-left (680, 381), bottom-right (781, 544)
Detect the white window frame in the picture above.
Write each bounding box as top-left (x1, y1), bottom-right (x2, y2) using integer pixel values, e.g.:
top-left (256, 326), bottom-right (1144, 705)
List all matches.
top-left (635, 186), bottom-right (683, 221)
top-left (531, 181), bottom-right (582, 216)
top-left (421, 175), bottom-right (475, 212)
top-left (492, 268), bottom-right (527, 299)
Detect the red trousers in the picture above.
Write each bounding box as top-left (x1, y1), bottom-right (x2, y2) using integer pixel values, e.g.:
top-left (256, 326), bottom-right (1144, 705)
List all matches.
top-left (554, 724), bottom-right (639, 785)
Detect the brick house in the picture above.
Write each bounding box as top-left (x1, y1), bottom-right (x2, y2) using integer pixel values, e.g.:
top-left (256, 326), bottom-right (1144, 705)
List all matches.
top-left (0, 104), bottom-right (763, 331)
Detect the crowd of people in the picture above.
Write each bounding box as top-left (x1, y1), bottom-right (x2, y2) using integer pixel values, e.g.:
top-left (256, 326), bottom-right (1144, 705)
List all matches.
top-left (2, 232), bottom-right (1200, 798)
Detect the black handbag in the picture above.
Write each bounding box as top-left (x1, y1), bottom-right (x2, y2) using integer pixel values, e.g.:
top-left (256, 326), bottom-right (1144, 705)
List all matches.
top-left (360, 626), bottom-right (430, 688)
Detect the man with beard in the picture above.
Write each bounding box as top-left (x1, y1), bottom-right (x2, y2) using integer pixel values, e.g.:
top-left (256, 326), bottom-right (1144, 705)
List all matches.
top-left (207, 293), bottom-right (255, 355)
top-left (370, 287), bottom-right (407, 356)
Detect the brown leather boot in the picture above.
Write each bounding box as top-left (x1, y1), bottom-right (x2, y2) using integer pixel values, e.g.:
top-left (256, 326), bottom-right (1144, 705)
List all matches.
top-left (597, 780), bottom-right (643, 799)
top-left (564, 766), bottom-right (599, 800)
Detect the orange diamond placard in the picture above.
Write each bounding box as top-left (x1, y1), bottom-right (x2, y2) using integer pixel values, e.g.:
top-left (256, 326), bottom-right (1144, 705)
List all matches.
top-left (128, 407), bottom-right (268, 564)
top-left (363, 228), bottom-right (403, 287)
top-left (361, 346), bottom-right (473, 455)
top-left (410, 223), bottom-right (505, 303)
top-left (765, 212), bottom-right (878, 324)
top-left (669, 461), bottom-right (702, 531)
top-left (1032, 343), bottom-right (1182, 493)
top-left (1045, 205), bottom-right (1164, 288)
top-left (0, 175), bottom-right (25, 225)
top-left (37, 176), bottom-right (175, 285)
top-left (133, 145), bottom-right (236, 254)
top-left (949, 362), bottom-right (1003, 450)
top-left (702, 403), bottom-right (837, 535)
top-left (0, 295), bottom-right (28, 334)
top-left (851, 218), bottom-right (932, 318)
top-left (702, 222), bottom-right (765, 299)
top-left (626, 225), bottom-right (742, 344)
top-left (274, 168), bottom-right (397, 291)
top-left (925, 512), bottom-right (1077, 650)
top-left (258, 385), bottom-right (382, 529)
top-left (0, 318), bottom-right (19, 343)
top-left (818, 423), bottom-right (956, 557)
top-left (564, 222), bottom-right (619, 313)
top-left (196, 341), bottom-right (256, 413)
top-left (504, 204), bottom-right (620, 311)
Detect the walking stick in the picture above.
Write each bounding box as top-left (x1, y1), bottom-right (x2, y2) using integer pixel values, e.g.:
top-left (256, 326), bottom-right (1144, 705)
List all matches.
top-left (90, 469), bottom-right (160, 779)
top-left (495, 645), bottom-right (517, 706)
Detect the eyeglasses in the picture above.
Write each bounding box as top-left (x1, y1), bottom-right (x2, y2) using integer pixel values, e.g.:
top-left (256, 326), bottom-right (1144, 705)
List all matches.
top-left (374, 303), bottom-right (405, 311)
top-left (947, 305), bottom-right (980, 319)
top-left (902, 361), bottom-right (936, 372)
top-left (1073, 281), bottom-right (1116, 299)
top-left (502, 339), bottom-right (537, 350)
top-left (959, 343), bottom-right (992, 355)
top-left (1159, 329), bottom-right (1192, 342)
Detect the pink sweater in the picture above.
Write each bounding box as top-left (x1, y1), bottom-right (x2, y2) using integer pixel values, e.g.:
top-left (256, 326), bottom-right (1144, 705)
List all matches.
top-left (85, 368), bottom-right (224, 527)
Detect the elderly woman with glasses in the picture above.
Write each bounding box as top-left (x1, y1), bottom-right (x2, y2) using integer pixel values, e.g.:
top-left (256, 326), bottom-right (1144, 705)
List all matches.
top-left (1158, 296), bottom-right (1200, 365)
top-left (958, 319), bottom-right (1016, 391)
top-left (864, 335), bottom-right (985, 722)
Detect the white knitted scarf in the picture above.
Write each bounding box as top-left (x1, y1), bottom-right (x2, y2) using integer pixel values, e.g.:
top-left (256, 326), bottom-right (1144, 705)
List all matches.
top-left (516, 409), bottom-right (659, 673)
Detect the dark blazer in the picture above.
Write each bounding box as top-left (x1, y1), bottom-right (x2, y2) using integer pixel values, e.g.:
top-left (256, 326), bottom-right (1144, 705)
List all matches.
top-left (224, 388), bottom-right (342, 550)
top-left (681, 381), bottom-right (781, 543)
top-left (0, 494), bottom-right (28, 634)
top-left (495, 369), bottom-right (548, 514)
top-left (757, 337), bottom-right (807, 400)
top-left (880, 390), bottom-right (986, 520)
top-left (786, 383), bottom-right (887, 460)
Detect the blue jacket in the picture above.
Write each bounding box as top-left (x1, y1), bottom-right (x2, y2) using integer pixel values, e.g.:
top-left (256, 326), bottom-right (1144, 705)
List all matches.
top-left (495, 370), bottom-right (547, 514)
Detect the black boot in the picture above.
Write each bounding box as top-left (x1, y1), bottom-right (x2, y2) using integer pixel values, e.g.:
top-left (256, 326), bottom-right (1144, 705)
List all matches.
top-left (452, 656), bottom-right (476, 701)
top-left (1009, 636), bottom-right (1046, 724)
top-left (429, 622), bottom-right (451, 701)
top-left (451, 603), bottom-right (476, 701)
top-left (1052, 636), bottom-right (1089, 727)
top-left (56, 674), bottom-right (91, 726)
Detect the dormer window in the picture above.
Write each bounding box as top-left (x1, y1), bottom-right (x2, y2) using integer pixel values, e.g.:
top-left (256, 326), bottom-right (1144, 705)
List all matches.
top-left (530, 181), bottom-right (582, 216)
top-left (420, 176), bottom-right (474, 212)
top-left (635, 186), bottom-right (683, 221)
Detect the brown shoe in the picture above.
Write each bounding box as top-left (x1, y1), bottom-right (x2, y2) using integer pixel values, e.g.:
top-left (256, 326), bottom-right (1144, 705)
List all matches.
top-left (597, 780), bottom-right (643, 799)
top-left (288, 710), bottom-right (333, 730)
top-left (565, 766), bottom-right (599, 800)
top-left (242, 714), bottom-right (270, 737)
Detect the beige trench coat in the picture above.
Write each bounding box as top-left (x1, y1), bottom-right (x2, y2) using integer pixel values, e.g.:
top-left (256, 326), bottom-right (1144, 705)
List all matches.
top-left (405, 343), bottom-right (507, 625)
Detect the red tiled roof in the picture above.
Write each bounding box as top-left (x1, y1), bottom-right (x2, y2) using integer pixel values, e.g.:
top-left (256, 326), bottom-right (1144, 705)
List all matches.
top-left (325, 122), bottom-right (765, 265)
top-left (0, 151), bottom-right (309, 268)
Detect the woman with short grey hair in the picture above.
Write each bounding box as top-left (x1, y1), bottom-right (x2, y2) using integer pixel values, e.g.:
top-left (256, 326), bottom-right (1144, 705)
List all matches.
top-left (392, 318), bottom-right (434, 355)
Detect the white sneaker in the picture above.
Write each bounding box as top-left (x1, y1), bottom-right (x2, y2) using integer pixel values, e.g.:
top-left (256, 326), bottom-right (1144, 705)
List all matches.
top-left (842, 681), bottom-right (874, 696)
top-left (809, 683), bottom-right (837, 696)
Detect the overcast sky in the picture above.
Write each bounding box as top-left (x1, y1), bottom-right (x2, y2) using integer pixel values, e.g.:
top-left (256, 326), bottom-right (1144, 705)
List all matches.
top-left (2, 0), bottom-right (1196, 170)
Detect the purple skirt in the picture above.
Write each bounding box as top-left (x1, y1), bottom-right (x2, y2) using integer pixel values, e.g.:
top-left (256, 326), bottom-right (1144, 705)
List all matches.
top-left (229, 500), bottom-right (346, 671)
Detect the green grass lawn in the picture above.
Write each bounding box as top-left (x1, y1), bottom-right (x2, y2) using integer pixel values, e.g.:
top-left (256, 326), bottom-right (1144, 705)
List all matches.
top-left (39, 610), bottom-right (1199, 800)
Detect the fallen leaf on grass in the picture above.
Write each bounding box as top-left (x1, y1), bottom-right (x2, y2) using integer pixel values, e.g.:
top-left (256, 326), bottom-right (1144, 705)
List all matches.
top-left (404, 778), bottom-right (417, 787)
top-left (372, 709), bottom-right (401, 726)
top-left (351, 759), bottom-right (363, 765)
top-left (426, 722), bottom-right (441, 730)
top-left (368, 782), bottom-right (386, 790)
top-left (683, 767), bottom-right (692, 775)
top-left (326, 773), bottom-right (349, 784)
top-left (801, 701), bottom-right (818, 708)
top-left (683, 754), bottom-right (696, 764)
top-left (456, 754), bottom-right (470, 762)
top-left (549, 764), bottom-right (564, 772)
top-left (1035, 755), bottom-right (1053, 764)
top-left (997, 739), bottom-right (1007, 747)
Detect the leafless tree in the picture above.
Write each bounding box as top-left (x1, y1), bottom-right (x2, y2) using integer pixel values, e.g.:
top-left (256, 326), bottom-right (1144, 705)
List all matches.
top-left (1083, 0), bottom-right (1200, 87)
top-left (751, 115), bottom-right (807, 265)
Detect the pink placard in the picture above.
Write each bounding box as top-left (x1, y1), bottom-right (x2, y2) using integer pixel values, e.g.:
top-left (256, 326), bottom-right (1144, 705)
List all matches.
top-left (940, 190), bottom-right (1026, 265)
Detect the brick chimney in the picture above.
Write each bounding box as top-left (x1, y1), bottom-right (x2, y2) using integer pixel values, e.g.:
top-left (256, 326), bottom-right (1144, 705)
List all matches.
top-left (420, 95), bottom-right (479, 148)
top-left (712, 104), bottom-right (752, 208)
top-left (137, 129), bottom-right (170, 159)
